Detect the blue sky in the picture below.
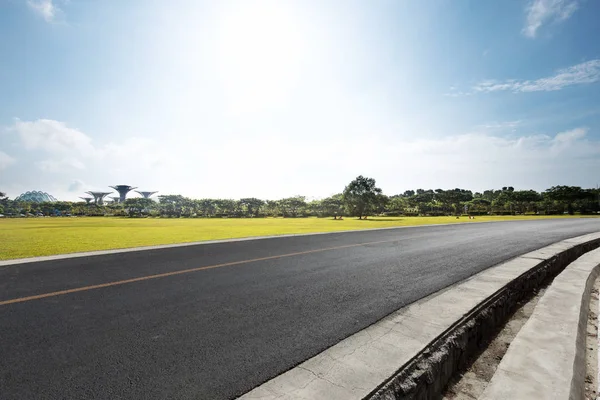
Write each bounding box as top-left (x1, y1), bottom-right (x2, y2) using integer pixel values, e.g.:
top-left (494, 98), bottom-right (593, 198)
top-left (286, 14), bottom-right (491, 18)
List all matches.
top-left (1, 0), bottom-right (599, 200)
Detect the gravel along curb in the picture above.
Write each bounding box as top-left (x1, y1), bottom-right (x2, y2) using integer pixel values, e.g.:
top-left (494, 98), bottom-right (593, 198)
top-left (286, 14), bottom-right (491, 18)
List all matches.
top-left (239, 232), bottom-right (600, 400)
top-left (481, 246), bottom-right (600, 400)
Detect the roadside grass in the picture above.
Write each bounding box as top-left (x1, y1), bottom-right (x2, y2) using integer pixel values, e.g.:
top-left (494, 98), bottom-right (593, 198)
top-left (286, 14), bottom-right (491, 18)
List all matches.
top-left (0, 215), bottom-right (598, 261)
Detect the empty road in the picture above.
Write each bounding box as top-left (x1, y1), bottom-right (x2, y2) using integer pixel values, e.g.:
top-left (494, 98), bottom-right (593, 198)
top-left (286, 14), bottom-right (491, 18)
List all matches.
top-left (1, 219), bottom-right (599, 399)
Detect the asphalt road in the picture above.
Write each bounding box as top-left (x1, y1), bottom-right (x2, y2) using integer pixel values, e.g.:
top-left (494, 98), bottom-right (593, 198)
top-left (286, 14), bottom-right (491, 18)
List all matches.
top-left (1, 219), bottom-right (599, 399)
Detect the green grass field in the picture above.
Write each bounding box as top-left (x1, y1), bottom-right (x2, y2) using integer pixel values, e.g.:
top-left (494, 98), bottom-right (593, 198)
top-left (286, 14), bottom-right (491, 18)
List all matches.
top-left (1, 215), bottom-right (598, 261)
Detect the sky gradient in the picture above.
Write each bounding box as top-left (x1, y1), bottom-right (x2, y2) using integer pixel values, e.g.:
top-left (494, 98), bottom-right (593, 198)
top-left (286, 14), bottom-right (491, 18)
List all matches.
top-left (1, 0), bottom-right (599, 200)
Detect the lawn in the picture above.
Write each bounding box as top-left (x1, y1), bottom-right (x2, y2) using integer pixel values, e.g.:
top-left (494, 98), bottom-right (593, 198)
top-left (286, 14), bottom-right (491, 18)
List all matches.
top-left (0, 215), bottom-right (598, 261)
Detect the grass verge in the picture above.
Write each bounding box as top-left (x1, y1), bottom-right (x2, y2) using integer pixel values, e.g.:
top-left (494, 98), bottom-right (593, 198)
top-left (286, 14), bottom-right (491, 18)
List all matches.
top-left (0, 215), bottom-right (597, 260)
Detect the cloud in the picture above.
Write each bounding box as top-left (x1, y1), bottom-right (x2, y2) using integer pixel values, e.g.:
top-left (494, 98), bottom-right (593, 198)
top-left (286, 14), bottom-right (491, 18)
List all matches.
top-left (476, 120), bottom-right (522, 131)
top-left (471, 59), bottom-right (600, 93)
top-left (3, 118), bottom-right (599, 200)
top-left (3, 118), bottom-right (179, 197)
top-left (372, 127), bottom-right (599, 191)
top-left (0, 151), bottom-right (16, 171)
top-left (523, 0), bottom-right (578, 38)
top-left (10, 119), bottom-right (95, 155)
top-left (7, 118), bottom-right (175, 171)
top-left (27, 0), bottom-right (61, 23)
top-left (36, 158), bottom-right (86, 173)
top-left (552, 127), bottom-right (586, 143)
top-left (68, 179), bottom-right (85, 192)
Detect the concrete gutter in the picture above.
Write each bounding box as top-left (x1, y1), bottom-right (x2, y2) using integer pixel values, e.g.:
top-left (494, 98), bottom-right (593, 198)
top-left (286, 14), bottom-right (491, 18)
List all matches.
top-left (239, 232), bottom-right (600, 400)
top-left (481, 247), bottom-right (600, 400)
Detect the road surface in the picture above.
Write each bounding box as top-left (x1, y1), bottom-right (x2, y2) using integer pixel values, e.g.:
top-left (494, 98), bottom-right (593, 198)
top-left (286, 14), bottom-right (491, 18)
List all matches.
top-left (1, 219), bottom-right (599, 399)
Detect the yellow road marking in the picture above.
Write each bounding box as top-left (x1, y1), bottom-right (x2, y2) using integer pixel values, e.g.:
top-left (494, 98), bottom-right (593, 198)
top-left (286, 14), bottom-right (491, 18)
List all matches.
top-left (0, 239), bottom-right (393, 306)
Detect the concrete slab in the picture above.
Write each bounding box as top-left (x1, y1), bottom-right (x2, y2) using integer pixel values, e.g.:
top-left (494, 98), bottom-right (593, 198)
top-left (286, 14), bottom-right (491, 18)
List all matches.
top-left (481, 247), bottom-right (600, 400)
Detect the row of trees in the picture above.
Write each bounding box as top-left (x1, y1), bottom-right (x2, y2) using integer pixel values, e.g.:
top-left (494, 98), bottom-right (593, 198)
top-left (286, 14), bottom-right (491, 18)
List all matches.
top-left (1, 179), bottom-right (599, 218)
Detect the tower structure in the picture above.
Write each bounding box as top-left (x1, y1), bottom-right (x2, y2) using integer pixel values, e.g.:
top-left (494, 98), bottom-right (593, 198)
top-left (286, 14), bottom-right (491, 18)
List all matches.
top-left (85, 191), bottom-right (112, 205)
top-left (135, 191), bottom-right (158, 199)
top-left (79, 197), bottom-right (93, 204)
top-left (109, 185), bottom-right (137, 203)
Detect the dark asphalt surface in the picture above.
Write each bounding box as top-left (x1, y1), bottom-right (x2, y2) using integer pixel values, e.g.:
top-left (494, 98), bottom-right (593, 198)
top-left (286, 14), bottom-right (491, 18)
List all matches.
top-left (1, 219), bottom-right (599, 399)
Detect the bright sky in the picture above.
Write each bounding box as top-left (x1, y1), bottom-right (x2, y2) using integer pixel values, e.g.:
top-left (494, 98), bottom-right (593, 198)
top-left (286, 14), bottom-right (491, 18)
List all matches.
top-left (1, 0), bottom-right (599, 201)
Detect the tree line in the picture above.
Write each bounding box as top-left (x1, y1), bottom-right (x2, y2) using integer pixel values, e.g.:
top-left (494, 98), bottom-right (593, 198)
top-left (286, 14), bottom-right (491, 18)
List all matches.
top-left (1, 177), bottom-right (599, 218)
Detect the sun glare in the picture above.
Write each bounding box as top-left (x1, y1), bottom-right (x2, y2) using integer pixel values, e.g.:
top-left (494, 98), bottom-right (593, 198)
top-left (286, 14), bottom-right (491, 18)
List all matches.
top-left (215, 1), bottom-right (309, 114)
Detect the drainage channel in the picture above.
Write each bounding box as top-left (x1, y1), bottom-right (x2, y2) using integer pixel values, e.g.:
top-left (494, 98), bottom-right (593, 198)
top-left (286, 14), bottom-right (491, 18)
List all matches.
top-left (368, 237), bottom-right (600, 400)
top-left (442, 284), bottom-right (549, 399)
top-left (443, 259), bottom-right (600, 400)
top-left (585, 277), bottom-right (600, 400)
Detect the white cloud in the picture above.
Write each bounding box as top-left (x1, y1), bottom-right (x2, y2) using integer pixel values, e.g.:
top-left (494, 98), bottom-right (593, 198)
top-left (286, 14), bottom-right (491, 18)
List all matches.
top-left (68, 179), bottom-right (85, 192)
top-left (11, 119), bottom-right (95, 155)
top-left (3, 118), bottom-right (599, 200)
top-left (552, 127), bottom-right (586, 144)
top-left (472, 59), bottom-right (600, 93)
top-left (370, 127), bottom-right (599, 192)
top-left (27, 0), bottom-right (61, 23)
top-left (36, 158), bottom-right (86, 173)
top-left (4, 118), bottom-right (179, 198)
top-left (477, 120), bottom-right (522, 131)
top-left (0, 151), bottom-right (16, 171)
top-left (523, 0), bottom-right (578, 38)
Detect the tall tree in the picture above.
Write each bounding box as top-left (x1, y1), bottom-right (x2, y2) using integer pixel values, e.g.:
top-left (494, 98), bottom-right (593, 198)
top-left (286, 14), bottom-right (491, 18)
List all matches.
top-left (321, 194), bottom-right (344, 219)
top-left (239, 198), bottom-right (265, 217)
top-left (342, 175), bottom-right (382, 219)
top-left (124, 198), bottom-right (155, 217)
top-left (544, 186), bottom-right (586, 215)
top-left (279, 196), bottom-right (306, 217)
top-left (0, 191), bottom-right (6, 214)
top-left (263, 200), bottom-right (280, 217)
top-left (214, 199), bottom-right (237, 216)
top-left (197, 199), bottom-right (216, 217)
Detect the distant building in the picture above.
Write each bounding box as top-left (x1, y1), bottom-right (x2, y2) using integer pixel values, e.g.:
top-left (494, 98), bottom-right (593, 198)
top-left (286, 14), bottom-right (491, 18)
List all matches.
top-left (110, 185), bottom-right (137, 203)
top-left (85, 191), bottom-right (112, 205)
top-left (15, 191), bottom-right (57, 202)
top-left (135, 191), bottom-right (158, 199)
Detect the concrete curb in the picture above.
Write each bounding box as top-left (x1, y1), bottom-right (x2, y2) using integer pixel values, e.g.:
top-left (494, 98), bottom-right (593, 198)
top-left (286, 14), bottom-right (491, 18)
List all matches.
top-left (480, 247), bottom-right (600, 400)
top-left (239, 232), bottom-right (600, 400)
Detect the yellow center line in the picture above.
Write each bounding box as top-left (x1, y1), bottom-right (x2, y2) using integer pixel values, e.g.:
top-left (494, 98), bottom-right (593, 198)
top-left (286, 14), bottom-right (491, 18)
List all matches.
top-left (0, 239), bottom-right (393, 306)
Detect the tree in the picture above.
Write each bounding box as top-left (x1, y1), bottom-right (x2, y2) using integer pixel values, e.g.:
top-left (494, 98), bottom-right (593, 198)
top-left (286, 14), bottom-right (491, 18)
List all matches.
top-left (239, 198), bottom-right (265, 217)
top-left (263, 200), bottom-right (280, 217)
top-left (374, 194), bottom-right (389, 214)
top-left (197, 199), bottom-right (216, 217)
top-left (469, 198), bottom-right (491, 214)
top-left (544, 186), bottom-right (586, 215)
top-left (278, 196), bottom-right (306, 217)
top-left (387, 195), bottom-right (409, 215)
top-left (0, 192), bottom-right (5, 214)
top-left (512, 190), bottom-right (540, 214)
top-left (124, 198), bottom-right (155, 217)
top-left (321, 194), bottom-right (344, 219)
top-left (342, 175), bottom-right (382, 219)
top-left (214, 199), bottom-right (238, 217)
top-left (158, 195), bottom-right (188, 217)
